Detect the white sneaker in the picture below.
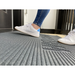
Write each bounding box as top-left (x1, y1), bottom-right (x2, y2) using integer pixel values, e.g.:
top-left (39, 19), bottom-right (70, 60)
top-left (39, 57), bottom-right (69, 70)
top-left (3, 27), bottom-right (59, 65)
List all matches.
top-left (58, 29), bottom-right (75, 45)
top-left (15, 23), bottom-right (40, 37)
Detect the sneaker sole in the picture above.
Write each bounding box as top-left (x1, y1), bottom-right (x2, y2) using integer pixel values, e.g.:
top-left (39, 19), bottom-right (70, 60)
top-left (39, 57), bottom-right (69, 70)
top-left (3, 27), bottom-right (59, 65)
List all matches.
top-left (15, 27), bottom-right (39, 38)
top-left (58, 40), bottom-right (75, 45)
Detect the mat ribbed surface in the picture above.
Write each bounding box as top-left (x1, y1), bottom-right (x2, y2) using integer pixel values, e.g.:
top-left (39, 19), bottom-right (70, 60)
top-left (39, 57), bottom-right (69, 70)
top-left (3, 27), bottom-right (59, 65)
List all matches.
top-left (0, 31), bottom-right (75, 66)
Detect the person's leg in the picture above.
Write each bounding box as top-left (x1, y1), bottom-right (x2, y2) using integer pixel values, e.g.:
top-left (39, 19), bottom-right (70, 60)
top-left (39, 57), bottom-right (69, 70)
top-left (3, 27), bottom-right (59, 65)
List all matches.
top-left (32, 9), bottom-right (50, 29)
top-left (15, 9), bottom-right (50, 37)
top-left (58, 10), bottom-right (75, 45)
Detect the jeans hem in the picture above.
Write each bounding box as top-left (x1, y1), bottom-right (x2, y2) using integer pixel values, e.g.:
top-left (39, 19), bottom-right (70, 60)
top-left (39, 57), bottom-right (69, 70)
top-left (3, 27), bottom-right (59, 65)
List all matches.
top-left (33, 22), bottom-right (41, 27)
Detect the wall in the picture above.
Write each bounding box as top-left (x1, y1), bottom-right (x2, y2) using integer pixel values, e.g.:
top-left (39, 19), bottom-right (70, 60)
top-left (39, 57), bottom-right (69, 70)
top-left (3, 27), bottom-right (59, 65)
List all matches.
top-left (24, 9), bottom-right (57, 29)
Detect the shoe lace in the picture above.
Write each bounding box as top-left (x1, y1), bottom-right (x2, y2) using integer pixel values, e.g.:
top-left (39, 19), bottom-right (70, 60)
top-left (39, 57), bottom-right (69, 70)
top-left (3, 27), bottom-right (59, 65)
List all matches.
top-left (21, 23), bottom-right (31, 29)
top-left (65, 30), bottom-right (74, 39)
top-left (68, 31), bottom-right (73, 35)
top-left (26, 23), bottom-right (31, 27)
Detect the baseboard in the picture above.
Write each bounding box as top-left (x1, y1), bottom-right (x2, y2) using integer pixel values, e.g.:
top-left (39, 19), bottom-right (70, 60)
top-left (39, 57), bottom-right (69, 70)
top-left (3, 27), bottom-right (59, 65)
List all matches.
top-left (40, 29), bottom-right (56, 33)
top-left (61, 30), bottom-right (69, 35)
top-left (0, 28), bottom-right (68, 35)
top-left (0, 28), bottom-right (12, 33)
top-left (40, 29), bottom-right (68, 34)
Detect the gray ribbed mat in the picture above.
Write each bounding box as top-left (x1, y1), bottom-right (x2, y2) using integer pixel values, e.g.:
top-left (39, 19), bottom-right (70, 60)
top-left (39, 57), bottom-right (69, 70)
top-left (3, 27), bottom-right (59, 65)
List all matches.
top-left (0, 31), bottom-right (75, 66)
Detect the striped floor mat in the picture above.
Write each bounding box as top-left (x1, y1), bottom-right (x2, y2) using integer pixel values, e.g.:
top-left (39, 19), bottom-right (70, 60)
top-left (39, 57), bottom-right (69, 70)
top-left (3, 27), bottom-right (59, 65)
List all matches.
top-left (0, 31), bottom-right (75, 66)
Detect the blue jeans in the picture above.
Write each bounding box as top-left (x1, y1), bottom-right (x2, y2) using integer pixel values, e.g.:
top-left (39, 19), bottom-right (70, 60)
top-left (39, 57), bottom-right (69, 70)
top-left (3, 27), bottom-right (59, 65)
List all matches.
top-left (33, 9), bottom-right (50, 27)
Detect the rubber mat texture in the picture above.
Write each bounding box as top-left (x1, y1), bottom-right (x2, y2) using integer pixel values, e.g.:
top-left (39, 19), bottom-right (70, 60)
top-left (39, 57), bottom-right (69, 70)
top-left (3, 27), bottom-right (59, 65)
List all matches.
top-left (0, 31), bottom-right (75, 66)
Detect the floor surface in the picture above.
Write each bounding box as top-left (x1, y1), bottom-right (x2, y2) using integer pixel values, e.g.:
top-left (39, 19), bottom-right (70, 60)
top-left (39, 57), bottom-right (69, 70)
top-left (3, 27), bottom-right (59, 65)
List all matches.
top-left (0, 31), bottom-right (75, 66)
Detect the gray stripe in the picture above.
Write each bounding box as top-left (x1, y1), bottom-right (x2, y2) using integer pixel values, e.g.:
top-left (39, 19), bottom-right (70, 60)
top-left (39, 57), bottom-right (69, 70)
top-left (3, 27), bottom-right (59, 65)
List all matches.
top-left (0, 31), bottom-right (75, 66)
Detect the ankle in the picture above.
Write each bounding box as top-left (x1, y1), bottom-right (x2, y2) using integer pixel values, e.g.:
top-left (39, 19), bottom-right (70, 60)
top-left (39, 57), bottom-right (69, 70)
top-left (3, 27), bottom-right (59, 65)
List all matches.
top-left (31, 23), bottom-right (40, 30)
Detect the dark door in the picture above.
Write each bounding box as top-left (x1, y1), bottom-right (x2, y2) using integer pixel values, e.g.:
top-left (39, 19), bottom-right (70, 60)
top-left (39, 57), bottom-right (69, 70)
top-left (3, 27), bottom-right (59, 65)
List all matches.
top-left (57, 10), bottom-right (75, 34)
top-left (0, 9), bottom-right (24, 32)
top-left (0, 10), bottom-right (12, 28)
top-left (13, 10), bottom-right (24, 29)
